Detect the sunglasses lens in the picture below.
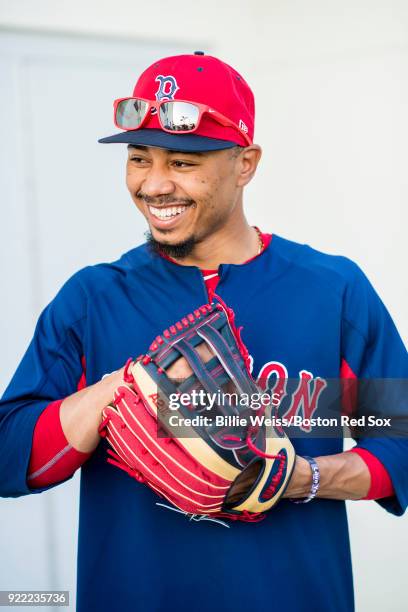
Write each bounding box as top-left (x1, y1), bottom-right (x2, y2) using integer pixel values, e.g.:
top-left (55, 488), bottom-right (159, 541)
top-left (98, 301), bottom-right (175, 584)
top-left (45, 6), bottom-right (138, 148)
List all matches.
top-left (116, 99), bottom-right (149, 129)
top-left (159, 102), bottom-right (200, 131)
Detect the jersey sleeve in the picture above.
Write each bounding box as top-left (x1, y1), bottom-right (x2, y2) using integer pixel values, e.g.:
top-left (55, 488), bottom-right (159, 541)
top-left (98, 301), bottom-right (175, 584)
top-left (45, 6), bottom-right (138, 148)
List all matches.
top-left (27, 398), bottom-right (92, 488)
top-left (0, 270), bottom-right (88, 497)
top-left (348, 447), bottom-right (394, 499)
top-left (340, 261), bottom-right (408, 515)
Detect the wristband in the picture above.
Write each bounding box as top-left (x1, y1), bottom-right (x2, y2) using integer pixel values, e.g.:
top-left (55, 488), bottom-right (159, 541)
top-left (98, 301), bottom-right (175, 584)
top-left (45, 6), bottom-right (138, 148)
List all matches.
top-left (290, 456), bottom-right (320, 504)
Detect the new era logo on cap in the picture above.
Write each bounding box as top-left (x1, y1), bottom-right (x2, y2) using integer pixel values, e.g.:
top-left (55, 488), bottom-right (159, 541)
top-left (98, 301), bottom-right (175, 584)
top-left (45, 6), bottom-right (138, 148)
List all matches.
top-left (239, 120), bottom-right (249, 133)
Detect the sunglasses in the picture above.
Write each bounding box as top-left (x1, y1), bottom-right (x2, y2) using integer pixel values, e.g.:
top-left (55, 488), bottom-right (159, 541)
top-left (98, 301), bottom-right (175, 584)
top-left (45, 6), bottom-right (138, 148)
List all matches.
top-left (113, 97), bottom-right (252, 146)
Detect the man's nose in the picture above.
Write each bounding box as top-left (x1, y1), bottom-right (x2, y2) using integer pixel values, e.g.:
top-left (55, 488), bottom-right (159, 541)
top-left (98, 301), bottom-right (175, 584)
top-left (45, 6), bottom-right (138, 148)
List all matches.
top-left (141, 166), bottom-right (176, 198)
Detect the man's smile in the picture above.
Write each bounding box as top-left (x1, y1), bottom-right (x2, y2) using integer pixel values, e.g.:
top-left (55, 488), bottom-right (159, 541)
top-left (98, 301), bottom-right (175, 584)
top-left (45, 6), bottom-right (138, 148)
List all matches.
top-left (146, 202), bottom-right (194, 230)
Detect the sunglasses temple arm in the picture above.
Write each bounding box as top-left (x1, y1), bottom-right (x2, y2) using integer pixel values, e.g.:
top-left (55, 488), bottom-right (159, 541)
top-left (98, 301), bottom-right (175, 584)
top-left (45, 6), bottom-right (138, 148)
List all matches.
top-left (210, 110), bottom-right (252, 145)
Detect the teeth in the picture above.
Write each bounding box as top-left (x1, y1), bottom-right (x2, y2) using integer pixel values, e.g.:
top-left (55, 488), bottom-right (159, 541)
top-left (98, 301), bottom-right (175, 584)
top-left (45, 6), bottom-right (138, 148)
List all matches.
top-left (149, 205), bottom-right (187, 219)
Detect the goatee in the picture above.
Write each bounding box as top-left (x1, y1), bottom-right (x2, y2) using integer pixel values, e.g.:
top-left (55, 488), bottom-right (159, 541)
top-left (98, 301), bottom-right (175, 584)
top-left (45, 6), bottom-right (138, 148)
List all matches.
top-left (146, 231), bottom-right (197, 259)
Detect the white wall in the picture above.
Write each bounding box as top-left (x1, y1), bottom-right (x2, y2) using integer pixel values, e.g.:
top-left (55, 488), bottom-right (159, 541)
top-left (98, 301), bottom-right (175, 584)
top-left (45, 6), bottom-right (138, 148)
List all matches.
top-left (0, 2), bottom-right (407, 611)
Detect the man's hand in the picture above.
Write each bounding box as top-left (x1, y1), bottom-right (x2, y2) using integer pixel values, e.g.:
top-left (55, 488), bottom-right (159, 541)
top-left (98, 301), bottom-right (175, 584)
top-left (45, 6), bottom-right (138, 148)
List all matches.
top-left (60, 365), bottom-right (126, 453)
top-left (229, 452), bottom-right (372, 504)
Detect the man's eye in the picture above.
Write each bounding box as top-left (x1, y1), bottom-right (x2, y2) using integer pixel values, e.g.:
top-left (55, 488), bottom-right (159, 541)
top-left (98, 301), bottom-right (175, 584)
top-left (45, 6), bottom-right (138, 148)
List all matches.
top-left (172, 160), bottom-right (194, 168)
top-left (129, 156), bottom-right (148, 164)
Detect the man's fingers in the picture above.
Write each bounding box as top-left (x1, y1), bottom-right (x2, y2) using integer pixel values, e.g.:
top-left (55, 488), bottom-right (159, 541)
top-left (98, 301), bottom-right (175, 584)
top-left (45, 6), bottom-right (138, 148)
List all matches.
top-left (166, 342), bottom-right (214, 379)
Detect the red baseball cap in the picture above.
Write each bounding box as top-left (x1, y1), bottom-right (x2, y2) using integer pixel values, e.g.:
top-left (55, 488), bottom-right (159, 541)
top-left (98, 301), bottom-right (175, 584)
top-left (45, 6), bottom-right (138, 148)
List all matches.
top-left (98, 51), bottom-right (255, 152)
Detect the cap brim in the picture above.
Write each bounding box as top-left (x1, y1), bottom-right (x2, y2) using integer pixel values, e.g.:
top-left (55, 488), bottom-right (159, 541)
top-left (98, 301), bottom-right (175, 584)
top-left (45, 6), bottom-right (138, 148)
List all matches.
top-left (98, 128), bottom-right (237, 152)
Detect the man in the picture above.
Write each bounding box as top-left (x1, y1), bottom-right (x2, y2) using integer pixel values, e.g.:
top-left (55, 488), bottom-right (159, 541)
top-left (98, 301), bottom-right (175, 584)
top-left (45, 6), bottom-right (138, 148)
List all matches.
top-left (0, 52), bottom-right (407, 612)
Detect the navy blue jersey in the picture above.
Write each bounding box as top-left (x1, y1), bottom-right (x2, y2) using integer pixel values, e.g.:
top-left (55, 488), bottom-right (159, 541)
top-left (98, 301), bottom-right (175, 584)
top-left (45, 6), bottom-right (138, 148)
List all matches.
top-left (1, 234), bottom-right (407, 612)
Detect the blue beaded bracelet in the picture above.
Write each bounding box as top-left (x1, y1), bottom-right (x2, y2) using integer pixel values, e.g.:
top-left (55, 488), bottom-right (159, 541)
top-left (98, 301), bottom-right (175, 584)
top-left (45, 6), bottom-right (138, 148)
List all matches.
top-left (290, 456), bottom-right (320, 504)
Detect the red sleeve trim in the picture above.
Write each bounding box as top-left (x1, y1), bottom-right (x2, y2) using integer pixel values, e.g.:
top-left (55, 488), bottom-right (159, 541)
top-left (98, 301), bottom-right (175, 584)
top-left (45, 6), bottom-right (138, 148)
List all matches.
top-left (340, 358), bottom-right (358, 417)
top-left (28, 356), bottom-right (91, 489)
top-left (347, 447), bottom-right (395, 499)
top-left (77, 355), bottom-right (87, 391)
top-left (28, 399), bottom-right (92, 488)
top-left (341, 359), bottom-right (394, 499)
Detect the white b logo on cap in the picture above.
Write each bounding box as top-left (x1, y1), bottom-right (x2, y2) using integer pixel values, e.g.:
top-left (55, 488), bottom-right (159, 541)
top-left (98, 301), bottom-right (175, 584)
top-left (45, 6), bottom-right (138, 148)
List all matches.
top-left (155, 75), bottom-right (180, 101)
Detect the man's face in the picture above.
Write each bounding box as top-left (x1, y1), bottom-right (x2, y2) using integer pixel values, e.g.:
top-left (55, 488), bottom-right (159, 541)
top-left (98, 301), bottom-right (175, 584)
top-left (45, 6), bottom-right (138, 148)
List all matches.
top-left (126, 145), bottom-right (258, 257)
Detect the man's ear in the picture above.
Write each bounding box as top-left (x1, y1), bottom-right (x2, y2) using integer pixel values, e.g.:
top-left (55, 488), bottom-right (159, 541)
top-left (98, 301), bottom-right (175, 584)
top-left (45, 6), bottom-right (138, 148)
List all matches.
top-left (236, 145), bottom-right (262, 187)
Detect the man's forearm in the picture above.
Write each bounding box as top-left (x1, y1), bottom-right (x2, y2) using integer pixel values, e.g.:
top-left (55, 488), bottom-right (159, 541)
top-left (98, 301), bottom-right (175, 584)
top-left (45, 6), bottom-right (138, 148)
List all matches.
top-left (283, 452), bottom-right (371, 501)
top-left (59, 367), bottom-right (125, 453)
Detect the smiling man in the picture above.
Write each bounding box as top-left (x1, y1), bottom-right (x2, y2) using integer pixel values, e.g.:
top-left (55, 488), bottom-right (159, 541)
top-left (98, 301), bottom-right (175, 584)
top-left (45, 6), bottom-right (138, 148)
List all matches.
top-left (1, 52), bottom-right (407, 612)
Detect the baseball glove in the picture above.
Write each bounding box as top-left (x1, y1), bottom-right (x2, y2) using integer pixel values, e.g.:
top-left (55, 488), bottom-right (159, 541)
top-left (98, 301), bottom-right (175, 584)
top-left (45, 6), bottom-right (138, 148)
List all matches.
top-left (98, 296), bottom-right (295, 523)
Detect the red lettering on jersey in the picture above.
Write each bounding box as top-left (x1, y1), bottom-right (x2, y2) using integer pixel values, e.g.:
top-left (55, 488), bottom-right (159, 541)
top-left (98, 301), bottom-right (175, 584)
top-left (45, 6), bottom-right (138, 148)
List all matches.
top-left (282, 370), bottom-right (327, 432)
top-left (257, 361), bottom-right (289, 406)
